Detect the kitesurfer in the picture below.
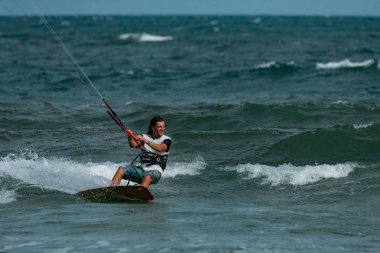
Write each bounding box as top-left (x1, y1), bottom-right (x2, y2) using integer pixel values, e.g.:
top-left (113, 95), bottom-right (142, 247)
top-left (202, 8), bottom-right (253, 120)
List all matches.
top-left (111, 116), bottom-right (172, 189)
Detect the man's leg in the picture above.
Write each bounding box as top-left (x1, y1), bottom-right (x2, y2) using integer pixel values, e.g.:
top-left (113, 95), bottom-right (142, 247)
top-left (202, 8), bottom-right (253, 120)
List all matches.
top-left (112, 167), bottom-right (124, 186)
top-left (140, 175), bottom-right (152, 189)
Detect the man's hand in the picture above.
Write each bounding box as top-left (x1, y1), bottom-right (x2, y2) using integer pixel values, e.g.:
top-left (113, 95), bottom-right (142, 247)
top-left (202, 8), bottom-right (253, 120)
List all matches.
top-left (137, 135), bottom-right (147, 144)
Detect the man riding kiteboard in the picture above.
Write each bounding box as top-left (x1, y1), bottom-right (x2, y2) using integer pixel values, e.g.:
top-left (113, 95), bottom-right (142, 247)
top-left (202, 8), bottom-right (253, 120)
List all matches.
top-left (112, 116), bottom-right (172, 189)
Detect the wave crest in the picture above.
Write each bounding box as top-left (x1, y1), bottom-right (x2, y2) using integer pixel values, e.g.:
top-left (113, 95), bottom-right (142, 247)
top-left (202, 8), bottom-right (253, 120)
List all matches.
top-left (164, 156), bottom-right (206, 178)
top-left (255, 61), bottom-right (296, 70)
top-left (225, 162), bottom-right (357, 186)
top-left (353, 122), bottom-right (374, 129)
top-left (316, 59), bottom-right (375, 70)
top-left (0, 189), bottom-right (16, 204)
top-left (118, 33), bottom-right (173, 42)
top-left (0, 151), bottom-right (203, 195)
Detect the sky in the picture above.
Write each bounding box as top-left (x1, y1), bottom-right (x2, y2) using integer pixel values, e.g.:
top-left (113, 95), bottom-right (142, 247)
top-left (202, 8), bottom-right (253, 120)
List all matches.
top-left (1, 0), bottom-right (380, 16)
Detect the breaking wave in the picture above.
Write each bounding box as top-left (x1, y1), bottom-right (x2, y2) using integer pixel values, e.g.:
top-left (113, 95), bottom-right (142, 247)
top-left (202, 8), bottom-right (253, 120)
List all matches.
top-left (0, 151), bottom-right (204, 199)
top-left (353, 122), bottom-right (374, 129)
top-left (223, 162), bottom-right (358, 186)
top-left (0, 189), bottom-right (16, 204)
top-left (118, 33), bottom-right (173, 42)
top-left (254, 61), bottom-right (297, 70)
top-left (316, 59), bottom-right (376, 70)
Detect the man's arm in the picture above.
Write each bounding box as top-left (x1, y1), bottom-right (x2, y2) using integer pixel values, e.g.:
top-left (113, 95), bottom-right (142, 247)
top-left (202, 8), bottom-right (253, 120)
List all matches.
top-left (145, 139), bottom-right (171, 153)
top-left (127, 134), bottom-right (139, 148)
top-left (145, 141), bottom-right (168, 153)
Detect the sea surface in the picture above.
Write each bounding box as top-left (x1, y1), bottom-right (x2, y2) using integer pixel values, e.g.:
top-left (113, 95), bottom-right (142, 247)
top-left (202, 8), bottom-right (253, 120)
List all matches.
top-left (0, 14), bottom-right (380, 253)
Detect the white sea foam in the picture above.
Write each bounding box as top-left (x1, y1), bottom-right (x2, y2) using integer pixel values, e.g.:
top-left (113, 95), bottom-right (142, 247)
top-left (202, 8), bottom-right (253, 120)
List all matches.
top-left (353, 122), bottom-right (374, 129)
top-left (255, 61), bottom-right (295, 69)
top-left (164, 156), bottom-right (206, 178)
top-left (118, 33), bottom-right (173, 42)
top-left (256, 61), bottom-right (277, 69)
top-left (316, 59), bottom-right (375, 70)
top-left (331, 100), bottom-right (349, 105)
top-left (0, 189), bottom-right (16, 204)
top-left (0, 152), bottom-right (115, 194)
top-left (225, 162), bottom-right (357, 186)
top-left (124, 100), bottom-right (135, 106)
top-left (0, 151), bottom-right (203, 194)
top-left (251, 17), bottom-right (262, 24)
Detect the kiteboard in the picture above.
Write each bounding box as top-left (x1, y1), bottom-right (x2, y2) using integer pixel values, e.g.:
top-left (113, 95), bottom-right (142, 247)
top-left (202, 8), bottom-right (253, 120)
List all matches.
top-left (76, 185), bottom-right (154, 203)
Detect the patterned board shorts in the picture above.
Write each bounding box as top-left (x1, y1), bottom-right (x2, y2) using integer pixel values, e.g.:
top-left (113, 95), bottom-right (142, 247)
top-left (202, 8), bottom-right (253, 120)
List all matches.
top-left (121, 165), bottom-right (161, 185)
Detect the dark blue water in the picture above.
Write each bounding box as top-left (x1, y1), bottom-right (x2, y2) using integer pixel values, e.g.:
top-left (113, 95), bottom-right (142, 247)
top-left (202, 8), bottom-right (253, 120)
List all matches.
top-left (0, 15), bottom-right (380, 252)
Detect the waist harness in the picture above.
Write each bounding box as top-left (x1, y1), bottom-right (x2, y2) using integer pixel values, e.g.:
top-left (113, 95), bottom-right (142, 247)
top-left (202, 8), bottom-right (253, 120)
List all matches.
top-left (140, 151), bottom-right (168, 170)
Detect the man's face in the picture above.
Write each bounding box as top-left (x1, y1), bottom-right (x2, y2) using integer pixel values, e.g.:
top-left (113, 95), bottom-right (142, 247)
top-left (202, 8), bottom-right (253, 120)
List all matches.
top-left (152, 121), bottom-right (165, 138)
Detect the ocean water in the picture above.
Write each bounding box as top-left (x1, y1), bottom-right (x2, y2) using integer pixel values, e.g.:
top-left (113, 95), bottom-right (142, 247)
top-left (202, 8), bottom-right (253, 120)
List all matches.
top-left (0, 15), bottom-right (380, 252)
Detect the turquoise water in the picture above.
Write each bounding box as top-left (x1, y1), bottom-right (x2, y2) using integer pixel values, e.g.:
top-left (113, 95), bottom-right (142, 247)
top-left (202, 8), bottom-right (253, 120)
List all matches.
top-left (0, 15), bottom-right (380, 252)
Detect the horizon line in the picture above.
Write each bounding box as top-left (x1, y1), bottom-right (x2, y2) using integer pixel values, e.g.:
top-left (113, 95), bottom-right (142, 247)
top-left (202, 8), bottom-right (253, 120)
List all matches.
top-left (1, 13), bottom-right (380, 18)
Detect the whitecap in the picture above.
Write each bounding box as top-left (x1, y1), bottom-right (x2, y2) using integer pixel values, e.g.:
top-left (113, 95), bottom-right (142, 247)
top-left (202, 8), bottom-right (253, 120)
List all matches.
top-left (223, 162), bottom-right (357, 186)
top-left (251, 17), bottom-right (262, 24)
top-left (124, 100), bottom-right (135, 106)
top-left (255, 61), bottom-right (277, 69)
top-left (0, 151), bottom-right (204, 194)
top-left (118, 33), bottom-right (139, 40)
top-left (353, 122), bottom-right (374, 129)
top-left (139, 33), bottom-right (173, 42)
top-left (164, 156), bottom-right (206, 178)
top-left (0, 151), bottom-right (119, 194)
top-left (331, 100), bottom-right (349, 105)
top-left (118, 33), bottom-right (173, 42)
top-left (255, 61), bottom-right (295, 69)
top-left (0, 189), bottom-right (16, 204)
top-left (316, 59), bottom-right (375, 70)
